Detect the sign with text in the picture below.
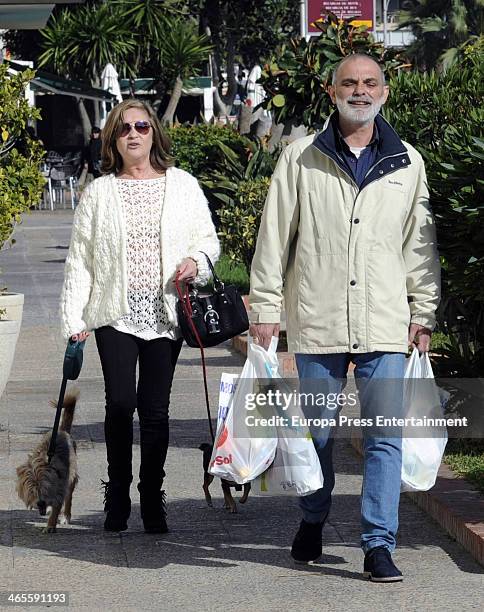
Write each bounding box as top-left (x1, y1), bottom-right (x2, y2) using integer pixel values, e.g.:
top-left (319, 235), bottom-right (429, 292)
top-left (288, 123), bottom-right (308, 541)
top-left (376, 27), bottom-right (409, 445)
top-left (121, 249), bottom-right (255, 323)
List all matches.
top-left (306, 0), bottom-right (374, 34)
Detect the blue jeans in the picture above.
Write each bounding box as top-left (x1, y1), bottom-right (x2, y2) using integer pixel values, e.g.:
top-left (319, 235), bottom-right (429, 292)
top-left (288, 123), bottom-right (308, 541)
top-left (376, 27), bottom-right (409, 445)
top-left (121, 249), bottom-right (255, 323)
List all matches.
top-left (295, 351), bottom-right (405, 553)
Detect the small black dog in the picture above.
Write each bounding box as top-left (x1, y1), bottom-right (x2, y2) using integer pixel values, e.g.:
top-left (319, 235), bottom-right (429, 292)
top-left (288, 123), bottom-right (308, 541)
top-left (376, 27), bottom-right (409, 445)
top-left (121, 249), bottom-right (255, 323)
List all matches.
top-left (199, 443), bottom-right (250, 513)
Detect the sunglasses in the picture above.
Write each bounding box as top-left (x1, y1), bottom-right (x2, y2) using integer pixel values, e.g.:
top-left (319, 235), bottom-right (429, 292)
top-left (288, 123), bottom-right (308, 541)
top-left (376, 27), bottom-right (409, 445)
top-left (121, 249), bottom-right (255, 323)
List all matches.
top-left (118, 121), bottom-right (151, 137)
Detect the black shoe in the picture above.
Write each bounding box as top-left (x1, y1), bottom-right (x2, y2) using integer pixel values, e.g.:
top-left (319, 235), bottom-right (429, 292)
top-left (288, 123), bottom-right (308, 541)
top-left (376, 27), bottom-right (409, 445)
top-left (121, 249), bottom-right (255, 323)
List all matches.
top-left (290, 518), bottom-right (326, 564)
top-left (139, 486), bottom-right (168, 534)
top-left (101, 479), bottom-right (131, 532)
top-left (363, 546), bottom-right (403, 582)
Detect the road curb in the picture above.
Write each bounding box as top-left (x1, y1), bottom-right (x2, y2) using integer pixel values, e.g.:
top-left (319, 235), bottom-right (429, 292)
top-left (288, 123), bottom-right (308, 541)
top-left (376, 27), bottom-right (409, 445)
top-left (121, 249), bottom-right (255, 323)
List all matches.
top-left (231, 333), bottom-right (484, 567)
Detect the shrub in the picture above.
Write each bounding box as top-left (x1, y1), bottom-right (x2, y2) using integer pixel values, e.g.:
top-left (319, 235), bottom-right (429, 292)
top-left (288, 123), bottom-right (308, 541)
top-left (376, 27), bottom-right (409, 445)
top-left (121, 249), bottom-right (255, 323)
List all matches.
top-left (383, 51), bottom-right (482, 165)
top-left (218, 177), bottom-right (271, 271)
top-left (0, 64), bottom-right (44, 255)
top-left (384, 48), bottom-right (484, 376)
top-left (201, 136), bottom-right (278, 208)
top-left (259, 12), bottom-right (406, 129)
top-left (166, 123), bottom-right (248, 177)
top-left (213, 255), bottom-right (250, 294)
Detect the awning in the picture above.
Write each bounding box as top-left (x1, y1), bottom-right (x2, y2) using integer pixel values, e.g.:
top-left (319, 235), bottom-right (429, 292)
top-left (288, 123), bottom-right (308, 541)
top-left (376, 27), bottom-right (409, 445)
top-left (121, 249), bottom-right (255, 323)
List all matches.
top-left (119, 78), bottom-right (157, 95)
top-left (8, 60), bottom-right (116, 102)
top-left (0, 1), bottom-right (84, 30)
top-left (119, 76), bottom-right (213, 96)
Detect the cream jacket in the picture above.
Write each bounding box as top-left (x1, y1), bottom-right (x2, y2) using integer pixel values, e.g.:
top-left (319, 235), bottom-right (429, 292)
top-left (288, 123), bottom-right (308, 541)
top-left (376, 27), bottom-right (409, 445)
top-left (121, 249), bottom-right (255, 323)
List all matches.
top-left (249, 114), bottom-right (441, 354)
top-left (60, 167), bottom-right (220, 340)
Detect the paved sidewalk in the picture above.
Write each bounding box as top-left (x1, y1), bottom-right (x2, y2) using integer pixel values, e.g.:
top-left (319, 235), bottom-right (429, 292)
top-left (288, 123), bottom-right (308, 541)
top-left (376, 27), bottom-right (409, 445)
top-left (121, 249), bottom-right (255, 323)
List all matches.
top-left (0, 211), bottom-right (482, 611)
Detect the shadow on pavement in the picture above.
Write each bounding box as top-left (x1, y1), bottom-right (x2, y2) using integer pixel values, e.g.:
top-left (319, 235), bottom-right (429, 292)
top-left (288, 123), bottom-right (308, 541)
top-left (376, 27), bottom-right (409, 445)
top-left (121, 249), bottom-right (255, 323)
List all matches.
top-left (3, 491), bottom-right (483, 576)
top-left (2, 499), bottom-right (363, 580)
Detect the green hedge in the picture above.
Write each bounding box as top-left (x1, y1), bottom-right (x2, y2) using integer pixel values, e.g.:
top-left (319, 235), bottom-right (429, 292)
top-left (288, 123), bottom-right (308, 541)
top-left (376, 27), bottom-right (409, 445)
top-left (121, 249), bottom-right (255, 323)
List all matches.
top-left (0, 65), bottom-right (44, 256)
top-left (217, 177), bottom-right (271, 272)
top-left (214, 255), bottom-right (250, 294)
top-left (166, 123), bottom-right (248, 178)
top-left (384, 46), bottom-right (484, 376)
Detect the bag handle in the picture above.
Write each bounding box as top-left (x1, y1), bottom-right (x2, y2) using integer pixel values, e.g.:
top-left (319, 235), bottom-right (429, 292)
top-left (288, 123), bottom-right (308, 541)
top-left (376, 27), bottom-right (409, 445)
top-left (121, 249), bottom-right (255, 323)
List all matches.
top-left (198, 251), bottom-right (224, 292)
top-left (175, 273), bottom-right (215, 442)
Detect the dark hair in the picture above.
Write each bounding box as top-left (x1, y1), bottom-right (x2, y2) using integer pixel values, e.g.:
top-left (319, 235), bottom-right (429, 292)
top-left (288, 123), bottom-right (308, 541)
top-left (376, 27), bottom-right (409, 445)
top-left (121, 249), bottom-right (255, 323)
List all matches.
top-left (91, 126), bottom-right (101, 135)
top-left (100, 99), bottom-right (174, 175)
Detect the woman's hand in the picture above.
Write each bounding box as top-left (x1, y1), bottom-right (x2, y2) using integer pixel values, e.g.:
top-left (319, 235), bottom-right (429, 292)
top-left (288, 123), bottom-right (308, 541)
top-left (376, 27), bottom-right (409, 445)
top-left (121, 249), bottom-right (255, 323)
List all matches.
top-left (70, 331), bottom-right (90, 342)
top-left (174, 258), bottom-right (198, 283)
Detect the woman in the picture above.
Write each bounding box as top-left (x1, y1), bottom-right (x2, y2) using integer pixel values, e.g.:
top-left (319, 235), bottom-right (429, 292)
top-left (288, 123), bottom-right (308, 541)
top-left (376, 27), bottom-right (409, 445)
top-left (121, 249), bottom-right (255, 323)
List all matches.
top-left (60, 99), bottom-right (219, 533)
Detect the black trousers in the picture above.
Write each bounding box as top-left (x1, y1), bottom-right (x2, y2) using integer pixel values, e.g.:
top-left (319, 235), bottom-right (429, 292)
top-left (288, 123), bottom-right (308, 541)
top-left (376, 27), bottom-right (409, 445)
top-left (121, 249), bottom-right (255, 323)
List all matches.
top-left (95, 326), bottom-right (183, 491)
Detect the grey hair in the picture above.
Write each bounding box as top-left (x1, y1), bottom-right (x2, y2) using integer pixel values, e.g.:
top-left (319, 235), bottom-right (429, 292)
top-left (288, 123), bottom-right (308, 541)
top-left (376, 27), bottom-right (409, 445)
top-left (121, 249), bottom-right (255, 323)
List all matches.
top-left (331, 54), bottom-right (386, 85)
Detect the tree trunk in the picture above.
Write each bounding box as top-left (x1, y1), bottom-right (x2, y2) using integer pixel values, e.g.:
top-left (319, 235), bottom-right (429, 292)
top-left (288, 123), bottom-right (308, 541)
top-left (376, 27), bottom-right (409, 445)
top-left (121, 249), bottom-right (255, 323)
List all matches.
top-left (77, 98), bottom-right (92, 146)
top-left (203, 18), bottom-right (229, 120)
top-left (93, 100), bottom-right (100, 128)
top-left (224, 35), bottom-right (238, 109)
top-left (151, 80), bottom-right (165, 113)
top-left (210, 55), bottom-right (229, 120)
top-left (238, 103), bottom-right (252, 134)
top-left (92, 73), bottom-right (101, 127)
top-left (268, 118), bottom-right (308, 151)
top-left (129, 76), bottom-right (136, 98)
top-left (161, 75), bottom-right (184, 126)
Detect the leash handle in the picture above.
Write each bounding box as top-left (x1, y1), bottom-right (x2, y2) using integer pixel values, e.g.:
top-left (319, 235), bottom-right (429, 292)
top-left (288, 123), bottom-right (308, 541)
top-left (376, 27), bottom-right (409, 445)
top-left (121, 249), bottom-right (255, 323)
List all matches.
top-left (47, 376), bottom-right (68, 462)
top-left (175, 274), bottom-right (215, 442)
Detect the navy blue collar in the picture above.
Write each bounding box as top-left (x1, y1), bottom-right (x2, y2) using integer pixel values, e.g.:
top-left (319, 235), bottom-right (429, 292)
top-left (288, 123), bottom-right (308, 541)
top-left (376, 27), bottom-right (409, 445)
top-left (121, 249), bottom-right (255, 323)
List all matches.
top-left (313, 111), bottom-right (411, 190)
top-left (336, 122), bottom-right (380, 155)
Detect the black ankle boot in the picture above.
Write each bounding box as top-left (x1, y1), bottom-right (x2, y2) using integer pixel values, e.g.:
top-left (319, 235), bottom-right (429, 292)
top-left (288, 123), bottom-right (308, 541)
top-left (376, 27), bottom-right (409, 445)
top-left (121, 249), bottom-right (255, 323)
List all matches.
top-left (138, 485), bottom-right (168, 534)
top-left (101, 480), bottom-right (131, 532)
top-left (291, 515), bottom-right (328, 563)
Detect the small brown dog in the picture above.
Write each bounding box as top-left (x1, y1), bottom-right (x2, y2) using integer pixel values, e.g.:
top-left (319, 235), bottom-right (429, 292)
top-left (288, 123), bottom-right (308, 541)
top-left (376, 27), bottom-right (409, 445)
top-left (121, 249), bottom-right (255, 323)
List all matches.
top-left (16, 392), bottom-right (79, 532)
top-left (199, 443), bottom-right (250, 513)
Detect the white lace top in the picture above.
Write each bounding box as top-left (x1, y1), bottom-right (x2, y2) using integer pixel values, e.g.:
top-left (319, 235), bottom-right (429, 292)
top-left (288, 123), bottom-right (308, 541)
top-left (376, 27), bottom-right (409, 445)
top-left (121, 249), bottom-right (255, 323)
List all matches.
top-left (110, 176), bottom-right (178, 340)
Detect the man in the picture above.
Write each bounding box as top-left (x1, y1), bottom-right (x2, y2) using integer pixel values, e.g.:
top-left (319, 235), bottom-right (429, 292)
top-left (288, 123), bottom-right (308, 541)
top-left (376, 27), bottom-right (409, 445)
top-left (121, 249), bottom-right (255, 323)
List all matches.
top-left (249, 54), bottom-right (440, 582)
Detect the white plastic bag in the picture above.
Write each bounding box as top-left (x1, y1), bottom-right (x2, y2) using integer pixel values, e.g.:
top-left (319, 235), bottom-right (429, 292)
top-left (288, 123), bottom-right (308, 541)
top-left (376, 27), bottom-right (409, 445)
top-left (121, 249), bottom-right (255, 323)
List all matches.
top-left (254, 419), bottom-right (325, 496)
top-left (216, 372), bottom-right (239, 434)
top-left (401, 350), bottom-right (448, 492)
top-left (251, 340), bottom-right (325, 497)
top-left (209, 338), bottom-right (278, 484)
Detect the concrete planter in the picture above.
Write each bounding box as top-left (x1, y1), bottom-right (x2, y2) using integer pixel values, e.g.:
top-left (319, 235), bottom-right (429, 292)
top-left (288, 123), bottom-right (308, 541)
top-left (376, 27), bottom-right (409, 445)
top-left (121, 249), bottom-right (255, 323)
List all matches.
top-left (0, 293), bottom-right (24, 399)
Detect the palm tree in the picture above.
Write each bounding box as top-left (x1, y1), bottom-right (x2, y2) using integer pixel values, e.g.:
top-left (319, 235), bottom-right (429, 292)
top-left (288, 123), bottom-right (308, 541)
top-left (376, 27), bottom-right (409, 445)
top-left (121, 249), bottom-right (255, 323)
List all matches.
top-left (39, 3), bottom-right (136, 138)
top-left (120, 0), bottom-right (184, 94)
top-left (399, 0), bottom-right (484, 70)
top-left (158, 18), bottom-right (213, 126)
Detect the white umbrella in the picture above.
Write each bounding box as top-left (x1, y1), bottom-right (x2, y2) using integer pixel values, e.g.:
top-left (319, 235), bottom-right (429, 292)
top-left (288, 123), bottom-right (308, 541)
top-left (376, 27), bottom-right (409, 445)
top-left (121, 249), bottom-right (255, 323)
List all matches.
top-left (246, 64), bottom-right (270, 124)
top-left (100, 63), bottom-right (123, 127)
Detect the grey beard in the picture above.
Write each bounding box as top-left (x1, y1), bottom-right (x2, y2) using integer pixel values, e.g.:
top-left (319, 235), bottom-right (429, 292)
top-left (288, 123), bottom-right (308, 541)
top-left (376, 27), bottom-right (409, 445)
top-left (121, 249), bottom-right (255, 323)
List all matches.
top-left (336, 97), bottom-right (384, 125)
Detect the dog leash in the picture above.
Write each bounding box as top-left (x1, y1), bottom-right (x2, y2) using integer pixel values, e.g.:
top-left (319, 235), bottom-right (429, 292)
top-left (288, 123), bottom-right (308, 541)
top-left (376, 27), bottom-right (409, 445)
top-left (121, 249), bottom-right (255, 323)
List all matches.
top-left (47, 338), bottom-right (85, 462)
top-left (175, 275), bottom-right (215, 443)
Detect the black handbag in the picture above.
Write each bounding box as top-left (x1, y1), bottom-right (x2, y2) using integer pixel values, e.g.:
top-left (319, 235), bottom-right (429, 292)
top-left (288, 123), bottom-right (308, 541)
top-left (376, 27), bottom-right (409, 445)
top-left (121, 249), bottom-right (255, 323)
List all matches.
top-left (175, 251), bottom-right (249, 348)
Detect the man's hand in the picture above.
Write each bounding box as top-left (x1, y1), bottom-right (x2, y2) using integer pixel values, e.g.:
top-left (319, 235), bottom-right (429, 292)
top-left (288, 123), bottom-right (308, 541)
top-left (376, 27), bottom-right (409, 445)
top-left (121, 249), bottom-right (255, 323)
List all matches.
top-left (249, 323), bottom-right (280, 350)
top-left (408, 323), bottom-right (432, 352)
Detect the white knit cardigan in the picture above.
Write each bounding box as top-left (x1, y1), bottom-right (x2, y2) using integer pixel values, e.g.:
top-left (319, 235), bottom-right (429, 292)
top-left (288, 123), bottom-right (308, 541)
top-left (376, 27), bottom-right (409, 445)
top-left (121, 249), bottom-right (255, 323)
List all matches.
top-left (60, 167), bottom-right (220, 340)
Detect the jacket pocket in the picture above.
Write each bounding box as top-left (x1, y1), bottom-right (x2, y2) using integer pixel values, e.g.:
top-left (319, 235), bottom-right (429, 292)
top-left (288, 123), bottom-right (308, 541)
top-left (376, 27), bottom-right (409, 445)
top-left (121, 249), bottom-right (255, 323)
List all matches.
top-left (295, 254), bottom-right (348, 346)
top-left (306, 191), bottom-right (332, 254)
top-left (366, 251), bottom-right (410, 345)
